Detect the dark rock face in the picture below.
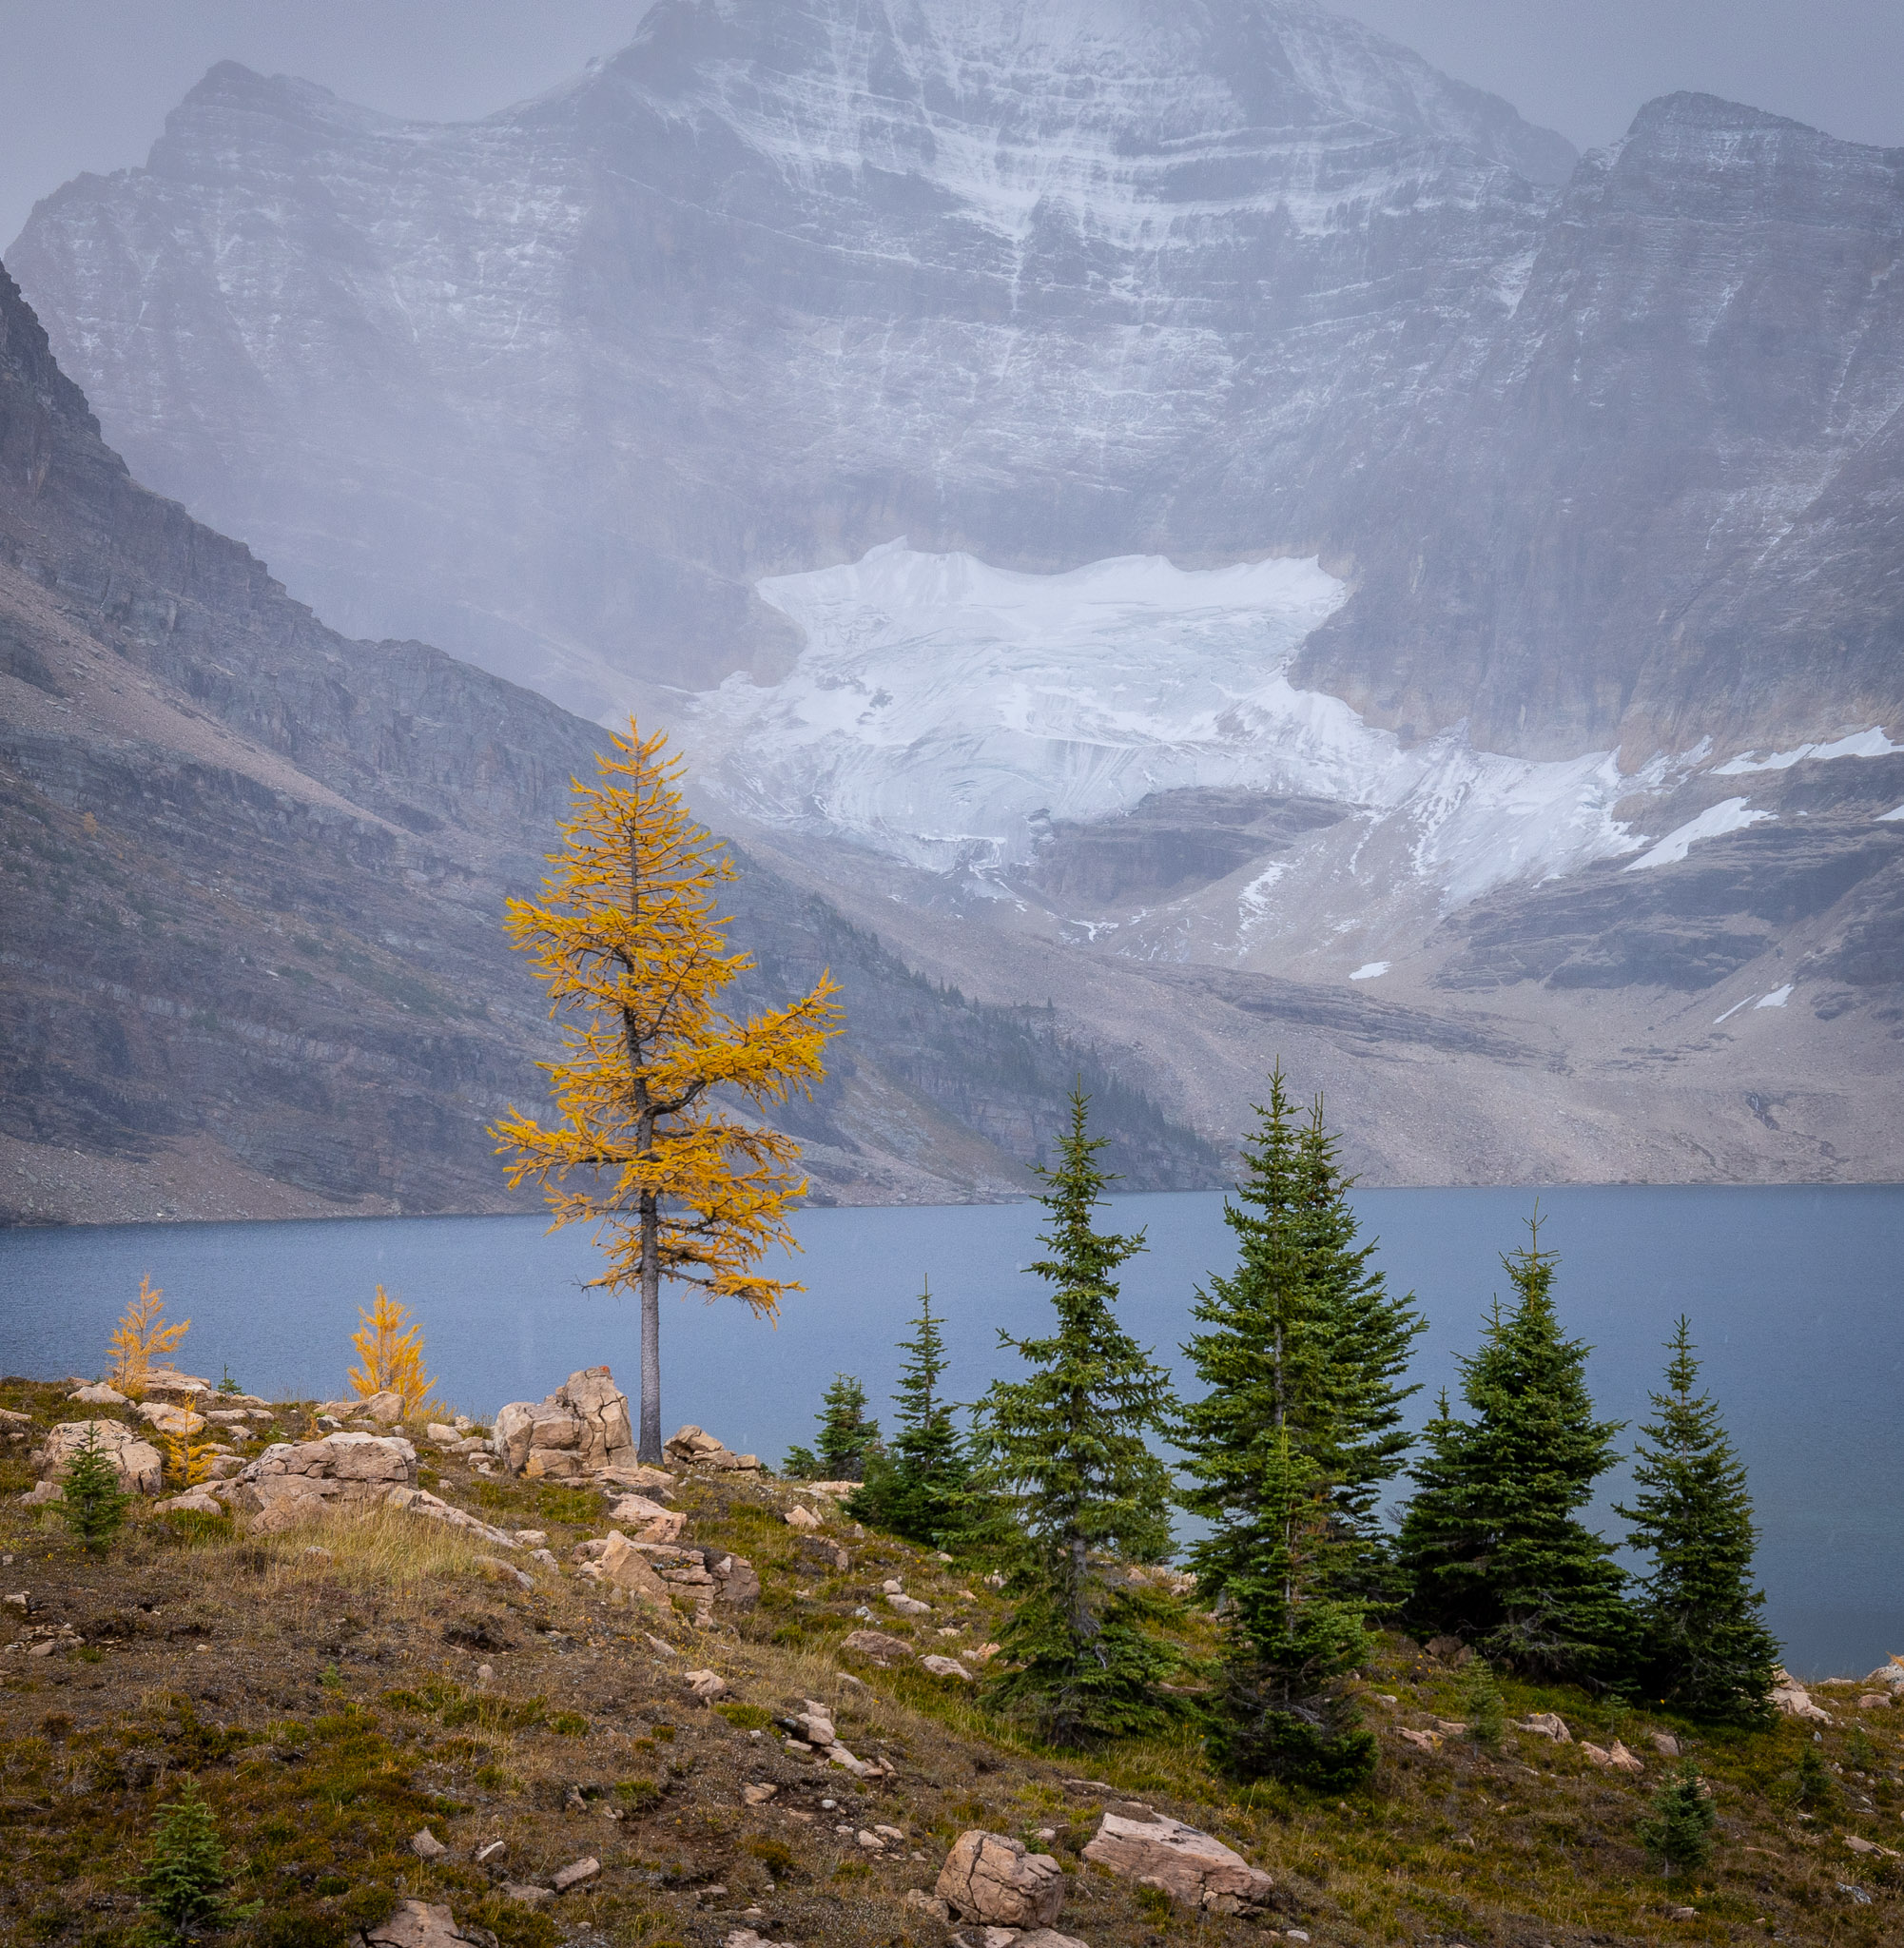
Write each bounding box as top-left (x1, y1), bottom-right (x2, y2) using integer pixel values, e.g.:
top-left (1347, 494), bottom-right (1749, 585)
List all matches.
top-left (5, 0), bottom-right (1570, 711)
top-left (1298, 93), bottom-right (1904, 759)
top-left (1026, 789), bottom-right (1347, 908)
top-left (0, 264), bottom-right (1217, 1219)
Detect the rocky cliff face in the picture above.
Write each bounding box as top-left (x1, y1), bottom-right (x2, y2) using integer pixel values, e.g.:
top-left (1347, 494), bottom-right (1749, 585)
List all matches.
top-left (1297, 93), bottom-right (1904, 761)
top-left (5, 0), bottom-right (1570, 711)
top-left (0, 264), bottom-right (1218, 1221)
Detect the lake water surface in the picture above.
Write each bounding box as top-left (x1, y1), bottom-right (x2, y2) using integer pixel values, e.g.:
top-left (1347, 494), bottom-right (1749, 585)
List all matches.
top-left (2, 1185), bottom-right (1897, 1678)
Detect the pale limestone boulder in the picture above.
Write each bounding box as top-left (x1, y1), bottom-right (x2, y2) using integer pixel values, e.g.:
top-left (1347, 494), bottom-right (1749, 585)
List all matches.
top-left (936, 1831), bottom-right (1065, 1929)
top-left (922, 1655), bottom-right (974, 1682)
top-left (607, 1494), bottom-right (683, 1541)
top-left (1772, 1669), bottom-right (1833, 1723)
top-left (31, 1419), bottom-right (165, 1496)
top-left (154, 1490), bottom-right (223, 1516)
top-left (383, 1486), bottom-right (517, 1549)
top-left (359, 1391), bottom-right (406, 1425)
top-left (784, 1504), bottom-right (822, 1531)
top-left (1582, 1739), bottom-right (1644, 1773)
top-left (597, 1531), bottom-right (672, 1605)
top-left (490, 1401), bottom-right (538, 1473)
top-left (138, 1371), bottom-right (210, 1403)
top-left (1081, 1809), bottom-right (1273, 1912)
top-left (551, 1857), bottom-right (599, 1892)
top-left (557, 1367), bottom-right (633, 1467)
top-left (136, 1400), bottom-right (205, 1437)
top-left (350, 1899), bottom-right (496, 1948)
top-left (711, 1552), bottom-right (760, 1613)
top-left (68, 1383), bottom-right (126, 1406)
top-left (226, 1432), bottom-right (418, 1533)
top-left (596, 1459), bottom-right (674, 1492)
top-left (685, 1668), bottom-right (729, 1700)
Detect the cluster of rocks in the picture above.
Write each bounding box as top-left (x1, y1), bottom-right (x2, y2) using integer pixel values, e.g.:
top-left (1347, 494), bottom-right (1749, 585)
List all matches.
top-left (491, 1368), bottom-right (636, 1480)
top-left (773, 1697), bottom-right (889, 1780)
top-left (573, 1529), bottom-right (758, 1627)
top-left (906, 1807), bottom-right (1274, 1945)
top-left (664, 1424), bottom-right (761, 1471)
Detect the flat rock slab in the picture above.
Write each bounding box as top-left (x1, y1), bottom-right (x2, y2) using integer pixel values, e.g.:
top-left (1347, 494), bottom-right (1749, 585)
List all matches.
top-left (1081, 1810), bottom-right (1272, 1911)
top-left (841, 1628), bottom-right (913, 1666)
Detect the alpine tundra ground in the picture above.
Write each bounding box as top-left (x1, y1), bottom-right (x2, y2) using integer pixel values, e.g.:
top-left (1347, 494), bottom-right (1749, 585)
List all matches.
top-left (1, 1376), bottom-right (1898, 1948)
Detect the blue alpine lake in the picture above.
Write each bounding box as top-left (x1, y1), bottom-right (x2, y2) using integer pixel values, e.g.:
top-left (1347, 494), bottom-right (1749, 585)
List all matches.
top-left (2, 1184), bottom-right (1897, 1679)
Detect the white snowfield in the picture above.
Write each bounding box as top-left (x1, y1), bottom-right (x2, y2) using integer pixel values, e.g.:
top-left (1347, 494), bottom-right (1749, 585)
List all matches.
top-left (693, 541), bottom-right (1675, 915)
top-left (1624, 797), bottom-right (1773, 872)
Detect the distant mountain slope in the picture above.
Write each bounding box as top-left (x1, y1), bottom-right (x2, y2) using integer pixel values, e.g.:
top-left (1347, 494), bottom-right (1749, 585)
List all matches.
top-left (5, 0), bottom-right (1571, 711)
top-left (0, 263), bottom-right (1219, 1222)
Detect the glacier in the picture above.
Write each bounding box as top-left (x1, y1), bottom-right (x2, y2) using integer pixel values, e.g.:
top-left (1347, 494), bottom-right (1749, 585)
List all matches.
top-left (690, 540), bottom-right (1667, 918)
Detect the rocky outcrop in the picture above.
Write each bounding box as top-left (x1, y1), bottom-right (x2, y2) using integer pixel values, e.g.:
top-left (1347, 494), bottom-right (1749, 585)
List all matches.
top-left (27, 1419), bottom-right (164, 1498)
top-left (492, 1369), bottom-right (635, 1479)
top-left (663, 1426), bottom-right (760, 1471)
top-left (223, 1432), bottom-right (418, 1533)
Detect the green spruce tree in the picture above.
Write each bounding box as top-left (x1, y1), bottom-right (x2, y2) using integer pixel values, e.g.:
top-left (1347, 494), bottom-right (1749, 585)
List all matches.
top-left (850, 1283), bottom-right (974, 1546)
top-left (1396, 1218), bottom-right (1629, 1677)
top-left (1638, 1761), bottom-right (1718, 1877)
top-left (1616, 1318), bottom-right (1779, 1723)
top-left (970, 1087), bottom-right (1179, 1744)
top-left (1177, 1071), bottom-right (1420, 1786)
top-left (784, 1373), bottom-right (880, 1480)
top-left (60, 1424), bottom-right (130, 1554)
top-left (133, 1776), bottom-right (254, 1939)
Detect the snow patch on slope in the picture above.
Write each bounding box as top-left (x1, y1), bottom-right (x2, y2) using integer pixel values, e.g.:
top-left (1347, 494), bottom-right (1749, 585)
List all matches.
top-left (1714, 728), bottom-right (1902, 774)
top-left (1624, 797), bottom-right (1772, 871)
top-left (693, 541), bottom-right (1667, 912)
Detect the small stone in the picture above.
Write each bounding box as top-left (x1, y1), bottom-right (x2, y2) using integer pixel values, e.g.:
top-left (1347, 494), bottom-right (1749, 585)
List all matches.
top-left (903, 1887), bottom-right (952, 1922)
top-left (858, 1829), bottom-right (883, 1848)
top-left (500, 1882), bottom-right (552, 1903)
top-left (154, 1490), bottom-right (223, 1516)
top-left (1858, 1693), bottom-right (1892, 1709)
top-left (685, 1668), bottom-right (730, 1701)
top-left (353, 1897), bottom-right (495, 1945)
top-left (476, 1841), bottom-right (506, 1863)
top-left (514, 1529), bottom-right (548, 1546)
top-left (476, 1663), bottom-right (495, 1682)
top-left (551, 1856), bottom-right (600, 1892)
top-left (887, 1591), bottom-right (931, 1616)
top-left (723, 1931), bottom-right (796, 1948)
top-left (68, 1383), bottom-right (127, 1405)
top-left (922, 1654), bottom-right (973, 1681)
top-left (785, 1504), bottom-right (822, 1531)
top-left (744, 1782), bottom-right (779, 1804)
top-left (841, 1628), bottom-right (913, 1666)
top-left (411, 1828), bottom-right (447, 1859)
top-left (1650, 1730), bottom-right (1681, 1758)
top-left (360, 1391), bottom-right (406, 1425)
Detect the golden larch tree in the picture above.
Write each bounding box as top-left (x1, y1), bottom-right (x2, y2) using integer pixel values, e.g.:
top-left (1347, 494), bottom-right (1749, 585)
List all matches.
top-left (107, 1276), bottom-right (189, 1397)
top-left (348, 1286), bottom-right (436, 1416)
top-left (492, 721), bottom-right (844, 1461)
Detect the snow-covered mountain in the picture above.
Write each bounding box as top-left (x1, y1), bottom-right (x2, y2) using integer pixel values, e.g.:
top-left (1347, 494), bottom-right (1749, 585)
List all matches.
top-left (7, 0), bottom-right (1903, 1181)
top-left (7, 0), bottom-right (1569, 713)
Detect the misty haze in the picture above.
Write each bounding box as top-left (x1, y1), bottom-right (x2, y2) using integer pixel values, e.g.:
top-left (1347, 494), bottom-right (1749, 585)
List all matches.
top-left (1, 6), bottom-right (1899, 1944)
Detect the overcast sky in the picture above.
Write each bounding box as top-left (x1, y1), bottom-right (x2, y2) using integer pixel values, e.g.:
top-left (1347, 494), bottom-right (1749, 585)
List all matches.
top-left (4, 0), bottom-right (1901, 252)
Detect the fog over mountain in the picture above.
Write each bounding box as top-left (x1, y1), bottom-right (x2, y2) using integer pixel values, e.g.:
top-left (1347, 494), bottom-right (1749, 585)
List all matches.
top-left (6, 0), bottom-right (1903, 1195)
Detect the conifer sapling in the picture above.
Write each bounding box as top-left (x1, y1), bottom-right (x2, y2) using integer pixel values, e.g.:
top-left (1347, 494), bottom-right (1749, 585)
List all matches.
top-left (61, 1424), bottom-right (130, 1553)
top-left (133, 1775), bottom-right (256, 1939)
top-left (850, 1283), bottom-right (973, 1545)
top-left (1637, 1761), bottom-right (1718, 1878)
